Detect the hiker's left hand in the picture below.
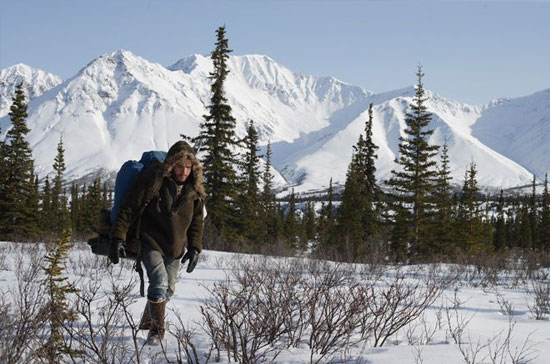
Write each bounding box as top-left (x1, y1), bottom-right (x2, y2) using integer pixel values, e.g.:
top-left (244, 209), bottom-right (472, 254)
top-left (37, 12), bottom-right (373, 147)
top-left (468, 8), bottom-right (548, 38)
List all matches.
top-left (181, 247), bottom-right (199, 273)
top-left (109, 239), bottom-right (126, 264)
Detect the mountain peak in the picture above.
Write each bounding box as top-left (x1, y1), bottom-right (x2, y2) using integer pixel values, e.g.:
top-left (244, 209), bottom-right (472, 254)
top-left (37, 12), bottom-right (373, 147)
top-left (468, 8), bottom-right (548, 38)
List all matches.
top-left (0, 64), bottom-right (62, 116)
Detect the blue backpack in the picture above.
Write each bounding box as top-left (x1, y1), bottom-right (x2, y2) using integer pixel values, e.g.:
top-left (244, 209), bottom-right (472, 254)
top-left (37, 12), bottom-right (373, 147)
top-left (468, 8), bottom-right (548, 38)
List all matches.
top-left (110, 150), bottom-right (167, 224)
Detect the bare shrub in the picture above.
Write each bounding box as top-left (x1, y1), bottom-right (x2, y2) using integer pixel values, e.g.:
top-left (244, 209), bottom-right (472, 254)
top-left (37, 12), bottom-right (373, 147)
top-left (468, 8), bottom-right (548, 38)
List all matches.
top-left (200, 270), bottom-right (289, 363)
top-left (305, 276), bottom-right (361, 363)
top-left (357, 267), bottom-right (447, 347)
top-left (63, 269), bottom-right (145, 363)
top-left (168, 309), bottom-right (214, 364)
top-left (493, 289), bottom-right (515, 317)
top-left (527, 279), bottom-right (550, 320)
top-left (0, 261), bottom-right (47, 363)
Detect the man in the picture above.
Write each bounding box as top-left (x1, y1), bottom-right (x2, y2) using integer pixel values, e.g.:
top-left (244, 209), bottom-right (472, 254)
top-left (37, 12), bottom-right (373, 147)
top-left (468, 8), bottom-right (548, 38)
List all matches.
top-left (109, 141), bottom-right (205, 345)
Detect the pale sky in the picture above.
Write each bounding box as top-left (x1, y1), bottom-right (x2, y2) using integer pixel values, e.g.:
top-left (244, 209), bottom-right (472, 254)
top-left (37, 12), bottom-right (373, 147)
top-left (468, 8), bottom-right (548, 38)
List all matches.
top-left (0, 0), bottom-right (549, 105)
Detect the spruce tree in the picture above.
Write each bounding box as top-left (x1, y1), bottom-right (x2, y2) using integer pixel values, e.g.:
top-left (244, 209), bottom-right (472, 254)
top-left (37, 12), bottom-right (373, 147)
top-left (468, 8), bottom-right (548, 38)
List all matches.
top-left (51, 136), bottom-right (70, 236)
top-left (456, 162), bottom-right (488, 254)
top-left (338, 144), bottom-right (365, 252)
top-left (0, 82), bottom-right (36, 241)
top-left (494, 189), bottom-right (507, 251)
top-left (70, 182), bottom-right (80, 234)
top-left (284, 189), bottom-right (299, 249)
top-left (41, 228), bottom-right (78, 361)
top-left (0, 126), bottom-right (5, 187)
top-left (529, 175), bottom-right (539, 249)
top-left (41, 176), bottom-right (54, 232)
top-left (260, 141), bottom-right (278, 244)
top-left (25, 170), bottom-right (41, 240)
top-left (237, 120), bottom-right (262, 242)
top-left (430, 141), bottom-right (454, 256)
top-left (78, 178), bottom-right (102, 235)
top-left (338, 103), bottom-right (381, 258)
top-left (519, 201), bottom-right (532, 249)
top-left (193, 25), bottom-right (240, 238)
top-left (305, 200), bottom-right (316, 242)
top-left (385, 67), bottom-right (439, 258)
top-left (540, 174), bottom-right (550, 251)
top-left (319, 178), bottom-right (336, 247)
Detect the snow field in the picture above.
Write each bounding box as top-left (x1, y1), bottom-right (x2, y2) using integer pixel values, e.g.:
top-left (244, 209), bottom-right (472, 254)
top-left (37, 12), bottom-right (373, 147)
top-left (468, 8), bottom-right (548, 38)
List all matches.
top-left (0, 241), bottom-right (549, 363)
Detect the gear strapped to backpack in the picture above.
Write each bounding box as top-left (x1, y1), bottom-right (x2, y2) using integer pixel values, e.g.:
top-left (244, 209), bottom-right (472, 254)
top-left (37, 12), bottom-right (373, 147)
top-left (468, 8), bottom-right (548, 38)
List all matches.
top-left (88, 150), bottom-right (167, 296)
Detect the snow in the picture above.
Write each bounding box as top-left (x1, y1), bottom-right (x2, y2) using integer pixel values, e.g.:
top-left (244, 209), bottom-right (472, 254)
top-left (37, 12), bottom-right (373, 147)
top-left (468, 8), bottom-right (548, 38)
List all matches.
top-left (1, 241), bottom-right (549, 363)
top-left (0, 50), bottom-right (547, 190)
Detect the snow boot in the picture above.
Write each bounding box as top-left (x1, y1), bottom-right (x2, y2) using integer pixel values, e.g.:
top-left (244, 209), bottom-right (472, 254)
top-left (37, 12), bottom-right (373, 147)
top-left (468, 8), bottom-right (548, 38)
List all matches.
top-left (139, 301), bottom-right (152, 330)
top-left (145, 300), bottom-right (166, 346)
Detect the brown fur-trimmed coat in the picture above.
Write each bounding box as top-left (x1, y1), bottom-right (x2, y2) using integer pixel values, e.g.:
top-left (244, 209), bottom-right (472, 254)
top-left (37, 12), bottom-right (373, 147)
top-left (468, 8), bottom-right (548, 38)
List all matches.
top-left (110, 141), bottom-right (205, 258)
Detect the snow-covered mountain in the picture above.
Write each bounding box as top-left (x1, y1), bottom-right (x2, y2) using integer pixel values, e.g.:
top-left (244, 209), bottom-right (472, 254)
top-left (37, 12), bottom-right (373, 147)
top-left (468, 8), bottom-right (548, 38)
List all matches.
top-left (472, 89), bottom-right (550, 181)
top-left (275, 87), bottom-right (535, 191)
top-left (0, 64), bottom-right (62, 116)
top-left (0, 50), bottom-right (546, 191)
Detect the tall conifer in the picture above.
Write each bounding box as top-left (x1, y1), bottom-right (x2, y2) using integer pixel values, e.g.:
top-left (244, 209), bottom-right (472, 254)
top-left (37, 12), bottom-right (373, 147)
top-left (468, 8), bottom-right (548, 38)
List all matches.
top-left (51, 136), bottom-right (70, 236)
top-left (260, 141), bottom-right (278, 244)
top-left (494, 190), bottom-right (507, 251)
top-left (529, 175), bottom-right (539, 249)
top-left (456, 162), bottom-right (488, 254)
top-left (430, 141), bottom-right (454, 256)
top-left (194, 25), bottom-right (239, 238)
top-left (41, 176), bottom-right (53, 231)
top-left (385, 67), bottom-right (439, 258)
top-left (237, 121), bottom-right (262, 242)
top-left (284, 189), bottom-right (299, 248)
top-left (0, 83), bottom-right (36, 241)
top-left (337, 103), bottom-right (380, 258)
top-left (540, 174), bottom-right (550, 250)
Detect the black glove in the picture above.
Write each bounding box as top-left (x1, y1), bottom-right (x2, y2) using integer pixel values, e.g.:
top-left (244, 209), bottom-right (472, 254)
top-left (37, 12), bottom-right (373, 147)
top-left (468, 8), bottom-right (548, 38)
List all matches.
top-left (109, 239), bottom-right (126, 264)
top-left (181, 247), bottom-right (199, 273)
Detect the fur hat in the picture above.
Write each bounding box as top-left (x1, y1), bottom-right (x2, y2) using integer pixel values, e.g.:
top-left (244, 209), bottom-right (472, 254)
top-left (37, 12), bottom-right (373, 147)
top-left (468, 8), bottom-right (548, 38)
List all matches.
top-left (163, 141), bottom-right (205, 197)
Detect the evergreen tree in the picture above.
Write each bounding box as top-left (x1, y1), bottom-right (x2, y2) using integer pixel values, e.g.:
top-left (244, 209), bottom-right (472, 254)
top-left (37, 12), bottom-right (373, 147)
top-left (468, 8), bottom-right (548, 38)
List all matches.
top-left (51, 136), bottom-right (70, 236)
top-left (338, 144), bottom-right (365, 252)
top-left (319, 178), bottom-right (336, 248)
top-left (41, 176), bottom-right (54, 232)
top-left (70, 182), bottom-right (80, 234)
top-left (41, 228), bottom-right (79, 361)
top-left (0, 82), bottom-right (37, 241)
top-left (260, 141), bottom-right (278, 244)
top-left (337, 103), bottom-right (380, 258)
top-left (518, 201), bottom-right (532, 249)
top-left (304, 200), bottom-right (316, 242)
top-left (101, 182), bottom-right (110, 210)
top-left (529, 175), bottom-right (539, 249)
top-left (284, 189), bottom-right (299, 248)
top-left (385, 67), bottom-right (439, 258)
top-left (494, 189), bottom-right (507, 251)
top-left (540, 174), bottom-right (550, 251)
top-left (236, 120), bottom-right (262, 242)
top-left (508, 196), bottom-right (521, 249)
top-left (430, 141), bottom-right (454, 256)
top-left (78, 178), bottom-right (102, 235)
top-left (193, 26), bottom-right (240, 238)
top-left (0, 126), bottom-right (5, 188)
top-left (25, 170), bottom-right (41, 240)
top-left (456, 162), bottom-right (488, 254)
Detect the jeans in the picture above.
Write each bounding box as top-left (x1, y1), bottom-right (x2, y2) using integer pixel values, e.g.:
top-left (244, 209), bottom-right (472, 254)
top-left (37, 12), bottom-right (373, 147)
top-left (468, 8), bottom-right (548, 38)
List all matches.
top-left (141, 243), bottom-right (180, 302)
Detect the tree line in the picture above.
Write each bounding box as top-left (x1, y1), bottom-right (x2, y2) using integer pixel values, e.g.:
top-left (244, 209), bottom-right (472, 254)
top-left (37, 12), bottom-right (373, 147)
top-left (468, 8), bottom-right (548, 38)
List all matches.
top-left (1, 26), bottom-right (548, 264)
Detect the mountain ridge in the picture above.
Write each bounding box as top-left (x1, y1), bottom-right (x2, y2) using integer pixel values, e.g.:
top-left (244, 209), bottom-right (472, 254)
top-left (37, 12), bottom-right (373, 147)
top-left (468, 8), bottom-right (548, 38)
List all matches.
top-left (0, 50), bottom-right (547, 191)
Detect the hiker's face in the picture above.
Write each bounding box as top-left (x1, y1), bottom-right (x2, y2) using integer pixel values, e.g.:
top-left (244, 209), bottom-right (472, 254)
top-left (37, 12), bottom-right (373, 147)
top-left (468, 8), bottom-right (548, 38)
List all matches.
top-left (173, 158), bottom-right (193, 182)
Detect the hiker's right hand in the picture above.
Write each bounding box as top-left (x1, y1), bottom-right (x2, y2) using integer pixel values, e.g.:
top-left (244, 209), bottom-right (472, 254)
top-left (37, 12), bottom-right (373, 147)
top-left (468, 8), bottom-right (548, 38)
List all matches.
top-left (109, 239), bottom-right (126, 264)
top-left (181, 247), bottom-right (199, 273)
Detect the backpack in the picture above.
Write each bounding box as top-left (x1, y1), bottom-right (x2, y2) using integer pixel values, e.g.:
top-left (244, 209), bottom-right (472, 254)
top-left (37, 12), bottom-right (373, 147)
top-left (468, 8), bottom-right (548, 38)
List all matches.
top-left (110, 150), bottom-right (167, 225)
top-left (88, 151), bottom-right (167, 295)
